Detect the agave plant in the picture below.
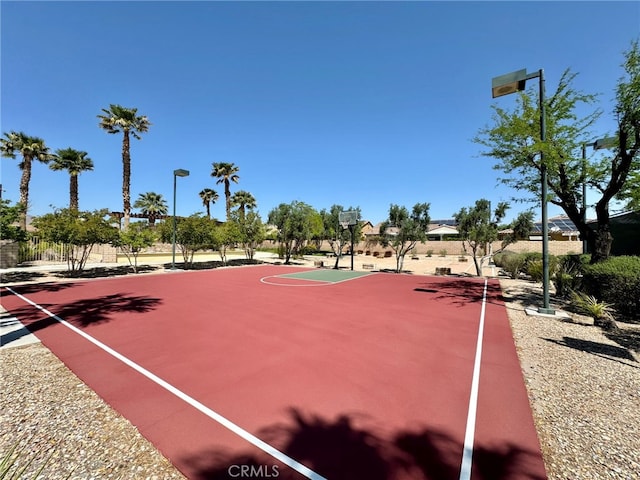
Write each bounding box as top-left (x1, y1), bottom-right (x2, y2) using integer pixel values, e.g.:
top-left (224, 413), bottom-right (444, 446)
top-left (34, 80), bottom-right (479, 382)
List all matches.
top-left (571, 291), bottom-right (618, 331)
top-left (1, 443), bottom-right (51, 480)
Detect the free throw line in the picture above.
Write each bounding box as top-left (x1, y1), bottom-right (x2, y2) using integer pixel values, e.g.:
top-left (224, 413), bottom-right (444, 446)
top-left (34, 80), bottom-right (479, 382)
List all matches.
top-left (458, 278), bottom-right (488, 480)
top-left (260, 270), bottom-right (374, 287)
top-left (4, 286), bottom-right (327, 480)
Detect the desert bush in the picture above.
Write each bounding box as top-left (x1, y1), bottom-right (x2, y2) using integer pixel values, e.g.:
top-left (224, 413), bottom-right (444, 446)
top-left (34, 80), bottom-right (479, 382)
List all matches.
top-left (559, 253), bottom-right (591, 273)
top-left (571, 291), bottom-right (617, 330)
top-left (553, 261), bottom-right (581, 298)
top-left (582, 256), bottom-right (640, 319)
top-left (521, 253), bottom-right (558, 281)
top-left (298, 244), bottom-right (318, 255)
top-left (501, 253), bottom-right (527, 279)
top-left (493, 250), bottom-right (517, 267)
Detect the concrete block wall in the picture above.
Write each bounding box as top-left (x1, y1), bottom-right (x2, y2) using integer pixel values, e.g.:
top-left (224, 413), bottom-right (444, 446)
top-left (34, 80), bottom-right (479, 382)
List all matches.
top-left (0, 241), bottom-right (20, 268)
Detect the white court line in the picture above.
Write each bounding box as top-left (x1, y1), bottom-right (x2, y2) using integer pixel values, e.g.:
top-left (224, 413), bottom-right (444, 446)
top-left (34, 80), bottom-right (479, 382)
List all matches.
top-left (260, 275), bottom-right (334, 287)
top-left (458, 278), bottom-right (488, 480)
top-left (260, 271), bottom-right (374, 287)
top-left (4, 286), bottom-right (327, 480)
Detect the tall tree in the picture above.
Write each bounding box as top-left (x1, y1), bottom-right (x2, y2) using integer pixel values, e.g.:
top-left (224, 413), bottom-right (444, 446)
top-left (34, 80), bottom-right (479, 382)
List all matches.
top-left (0, 200), bottom-right (27, 242)
top-left (157, 214), bottom-right (215, 268)
top-left (268, 201), bottom-right (323, 264)
top-left (454, 199), bottom-right (508, 276)
top-left (199, 188), bottom-right (219, 219)
top-left (475, 42), bottom-right (640, 263)
top-left (133, 192), bottom-right (168, 227)
top-left (32, 208), bottom-right (119, 273)
top-left (501, 210), bottom-right (535, 249)
top-left (50, 148), bottom-right (94, 211)
top-left (230, 210), bottom-right (266, 260)
top-left (98, 104), bottom-right (151, 229)
top-left (211, 162), bottom-right (240, 220)
top-left (380, 203), bottom-right (430, 273)
top-left (113, 222), bottom-right (157, 273)
top-left (614, 41), bottom-right (640, 213)
top-left (0, 132), bottom-right (54, 230)
top-left (230, 190), bottom-right (256, 220)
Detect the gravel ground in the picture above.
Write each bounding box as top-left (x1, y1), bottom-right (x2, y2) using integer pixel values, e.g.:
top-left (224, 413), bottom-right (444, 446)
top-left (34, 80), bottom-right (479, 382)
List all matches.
top-left (1, 259), bottom-right (639, 479)
top-left (501, 279), bottom-right (640, 480)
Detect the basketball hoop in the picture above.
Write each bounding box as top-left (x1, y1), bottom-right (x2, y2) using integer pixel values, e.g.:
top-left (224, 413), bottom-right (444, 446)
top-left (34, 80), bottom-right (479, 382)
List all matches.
top-left (338, 211), bottom-right (358, 271)
top-left (338, 211), bottom-right (358, 229)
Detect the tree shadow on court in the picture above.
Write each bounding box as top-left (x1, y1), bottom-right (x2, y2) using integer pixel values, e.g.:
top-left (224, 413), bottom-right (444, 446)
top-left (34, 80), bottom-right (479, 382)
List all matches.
top-left (1, 293), bottom-right (162, 340)
top-left (180, 408), bottom-right (545, 480)
top-left (413, 278), bottom-right (506, 309)
top-left (543, 336), bottom-right (638, 368)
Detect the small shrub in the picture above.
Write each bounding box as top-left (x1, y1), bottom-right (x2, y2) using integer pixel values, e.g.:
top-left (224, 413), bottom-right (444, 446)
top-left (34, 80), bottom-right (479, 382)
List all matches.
top-left (493, 250), bottom-right (518, 268)
top-left (571, 291), bottom-right (617, 331)
top-left (438, 249), bottom-right (447, 257)
top-left (0, 439), bottom-right (73, 480)
top-left (502, 253), bottom-right (527, 279)
top-left (426, 249), bottom-right (433, 257)
top-left (582, 256), bottom-right (640, 319)
top-left (553, 272), bottom-right (575, 298)
top-left (559, 253), bottom-right (591, 274)
top-left (526, 259), bottom-right (544, 282)
top-left (298, 244), bottom-right (318, 255)
top-left (553, 262), bottom-right (580, 298)
top-left (520, 253), bottom-right (558, 281)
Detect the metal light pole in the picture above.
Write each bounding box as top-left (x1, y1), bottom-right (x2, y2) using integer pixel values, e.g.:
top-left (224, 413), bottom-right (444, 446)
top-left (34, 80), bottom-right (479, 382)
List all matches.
top-left (172, 169), bottom-right (190, 270)
top-left (492, 68), bottom-right (554, 314)
top-left (581, 136), bottom-right (618, 253)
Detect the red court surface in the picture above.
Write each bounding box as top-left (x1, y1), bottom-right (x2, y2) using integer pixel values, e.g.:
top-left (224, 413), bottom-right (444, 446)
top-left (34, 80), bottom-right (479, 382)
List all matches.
top-left (1, 265), bottom-right (547, 480)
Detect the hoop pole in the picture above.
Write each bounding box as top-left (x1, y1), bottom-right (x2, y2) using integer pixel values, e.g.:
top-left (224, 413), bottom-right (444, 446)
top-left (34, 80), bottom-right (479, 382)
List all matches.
top-left (349, 224), bottom-right (354, 271)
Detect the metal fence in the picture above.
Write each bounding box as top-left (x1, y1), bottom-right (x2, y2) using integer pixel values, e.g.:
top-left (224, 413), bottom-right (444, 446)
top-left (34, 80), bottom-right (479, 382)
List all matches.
top-left (18, 237), bottom-right (68, 264)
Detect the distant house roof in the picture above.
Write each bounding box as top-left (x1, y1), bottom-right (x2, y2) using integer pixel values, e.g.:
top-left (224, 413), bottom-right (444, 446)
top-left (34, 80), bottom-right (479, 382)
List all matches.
top-left (364, 222), bottom-right (400, 236)
top-left (587, 210), bottom-right (640, 226)
top-left (431, 219), bottom-right (458, 227)
top-left (532, 215), bottom-right (580, 235)
top-left (428, 225), bottom-right (458, 235)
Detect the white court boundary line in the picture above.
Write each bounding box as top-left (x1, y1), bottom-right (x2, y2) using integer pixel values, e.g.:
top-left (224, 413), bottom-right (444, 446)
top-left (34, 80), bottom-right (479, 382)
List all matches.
top-left (4, 286), bottom-right (327, 480)
top-left (458, 278), bottom-right (488, 480)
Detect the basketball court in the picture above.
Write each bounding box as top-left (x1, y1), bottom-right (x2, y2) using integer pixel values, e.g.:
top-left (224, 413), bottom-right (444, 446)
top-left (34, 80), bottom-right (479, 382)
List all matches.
top-left (1, 265), bottom-right (547, 479)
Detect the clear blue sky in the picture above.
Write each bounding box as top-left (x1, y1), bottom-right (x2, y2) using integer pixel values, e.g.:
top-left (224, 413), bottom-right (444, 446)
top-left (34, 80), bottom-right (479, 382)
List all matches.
top-left (2, 1), bottom-right (639, 225)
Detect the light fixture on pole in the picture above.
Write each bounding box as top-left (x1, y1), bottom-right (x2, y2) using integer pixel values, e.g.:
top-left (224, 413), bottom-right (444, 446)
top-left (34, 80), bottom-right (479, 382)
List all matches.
top-left (581, 136), bottom-right (617, 254)
top-left (172, 168), bottom-right (190, 270)
top-left (492, 68), bottom-right (554, 314)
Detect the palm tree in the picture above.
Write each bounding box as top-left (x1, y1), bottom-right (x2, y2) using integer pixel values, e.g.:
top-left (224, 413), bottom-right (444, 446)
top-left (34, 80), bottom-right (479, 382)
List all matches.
top-left (199, 188), bottom-right (219, 219)
top-left (1, 131), bottom-right (55, 230)
top-left (230, 190), bottom-right (257, 220)
top-left (50, 148), bottom-right (94, 211)
top-left (133, 192), bottom-right (168, 227)
top-left (211, 162), bottom-right (240, 220)
top-left (97, 104), bottom-right (151, 229)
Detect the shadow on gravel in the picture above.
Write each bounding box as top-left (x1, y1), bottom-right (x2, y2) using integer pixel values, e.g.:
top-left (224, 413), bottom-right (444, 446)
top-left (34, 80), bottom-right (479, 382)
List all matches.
top-left (54, 265), bottom-right (160, 279)
top-left (544, 336), bottom-right (638, 367)
top-left (605, 327), bottom-right (640, 354)
top-left (0, 271), bottom-right (47, 284)
top-left (161, 258), bottom-right (264, 270)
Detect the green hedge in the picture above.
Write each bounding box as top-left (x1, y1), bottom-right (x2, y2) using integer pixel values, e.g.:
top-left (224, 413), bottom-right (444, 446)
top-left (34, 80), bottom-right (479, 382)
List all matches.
top-left (582, 256), bottom-right (640, 319)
